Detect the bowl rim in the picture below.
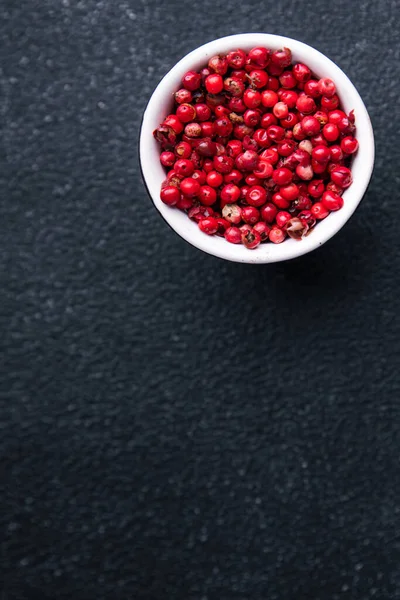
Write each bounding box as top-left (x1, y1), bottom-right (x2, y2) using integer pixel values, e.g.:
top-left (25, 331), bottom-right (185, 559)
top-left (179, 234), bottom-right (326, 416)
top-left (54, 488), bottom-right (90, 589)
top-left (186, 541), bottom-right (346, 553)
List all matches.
top-left (139, 33), bottom-right (375, 264)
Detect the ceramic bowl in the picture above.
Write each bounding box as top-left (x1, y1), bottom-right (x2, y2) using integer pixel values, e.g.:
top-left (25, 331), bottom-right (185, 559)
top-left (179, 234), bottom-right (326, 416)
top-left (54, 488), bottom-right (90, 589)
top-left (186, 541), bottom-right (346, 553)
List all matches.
top-left (140, 33), bottom-right (374, 263)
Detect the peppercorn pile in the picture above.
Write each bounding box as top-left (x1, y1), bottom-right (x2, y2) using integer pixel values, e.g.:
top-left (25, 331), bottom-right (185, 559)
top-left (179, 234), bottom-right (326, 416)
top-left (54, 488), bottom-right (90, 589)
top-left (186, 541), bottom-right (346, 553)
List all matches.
top-left (154, 47), bottom-right (358, 249)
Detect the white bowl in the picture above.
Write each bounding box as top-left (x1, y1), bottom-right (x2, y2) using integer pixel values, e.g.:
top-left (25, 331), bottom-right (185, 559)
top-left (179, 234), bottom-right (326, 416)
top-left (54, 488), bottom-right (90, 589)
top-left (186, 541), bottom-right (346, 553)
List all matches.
top-left (140, 33), bottom-right (374, 264)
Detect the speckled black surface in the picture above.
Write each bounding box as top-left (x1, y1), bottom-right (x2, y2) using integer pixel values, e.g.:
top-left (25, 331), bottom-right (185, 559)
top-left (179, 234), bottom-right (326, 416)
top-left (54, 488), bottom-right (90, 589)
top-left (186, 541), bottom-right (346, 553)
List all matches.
top-left (1, 1), bottom-right (400, 598)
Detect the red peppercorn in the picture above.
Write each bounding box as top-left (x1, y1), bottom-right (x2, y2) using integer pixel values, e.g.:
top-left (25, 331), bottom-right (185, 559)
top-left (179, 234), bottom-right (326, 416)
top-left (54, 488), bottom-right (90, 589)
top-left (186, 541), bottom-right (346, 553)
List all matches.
top-left (308, 179), bottom-right (325, 198)
top-left (273, 101), bottom-right (289, 119)
top-left (341, 136), bottom-right (359, 154)
top-left (224, 226), bottom-right (242, 244)
top-left (164, 114), bottom-right (184, 135)
top-left (197, 138), bottom-right (217, 157)
top-left (160, 186), bottom-right (180, 206)
top-left (321, 190), bottom-right (344, 211)
top-left (248, 69), bottom-right (268, 89)
top-left (175, 106), bottom-right (197, 128)
top-left (321, 94), bottom-right (340, 111)
top-left (260, 113), bottom-right (278, 129)
top-left (176, 195), bottom-right (194, 211)
top-left (253, 159), bottom-right (274, 179)
top-left (174, 141), bottom-right (192, 159)
top-left (242, 136), bottom-right (258, 153)
top-left (311, 202), bottom-right (329, 219)
top-left (247, 185), bottom-right (267, 207)
top-left (293, 63), bottom-right (311, 82)
top-left (312, 145), bottom-right (331, 163)
top-left (326, 146), bottom-right (342, 163)
top-left (215, 217), bottom-right (230, 235)
top-left (208, 55), bottom-right (228, 75)
top-left (296, 94), bottom-right (316, 114)
top-left (276, 210), bottom-right (292, 227)
top-left (180, 177), bottom-right (200, 197)
top-left (214, 105), bottom-right (230, 119)
top-left (226, 139), bottom-right (243, 157)
top-left (203, 159), bottom-right (214, 173)
top-left (285, 217), bottom-right (309, 240)
top-left (301, 116), bottom-right (320, 136)
top-left (153, 124), bottom-right (177, 149)
top-left (260, 202), bottom-right (278, 223)
top-left (280, 112), bottom-right (298, 129)
top-left (293, 123), bottom-right (306, 140)
top-left (198, 185), bottom-right (217, 206)
top-left (188, 204), bottom-right (214, 222)
top-left (242, 205), bottom-right (260, 225)
top-left (224, 76), bottom-right (245, 97)
top-left (214, 117), bottom-right (233, 137)
top-left (199, 217), bottom-right (218, 235)
top-left (200, 121), bottom-right (215, 137)
top-left (326, 182), bottom-right (344, 195)
top-left (337, 116), bottom-right (353, 134)
top-left (322, 122), bottom-right (340, 142)
top-left (182, 70), bottom-right (201, 91)
top-left (206, 170), bottom-right (223, 187)
top-left (328, 109), bottom-right (347, 124)
top-left (235, 150), bottom-right (259, 171)
top-left (253, 221), bottom-right (270, 241)
top-left (318, 77), bottom-right (336, 98)
top-left (226, 49), bottom-right (247, 69)
top-left (222, 203), bottom-right (242, 224)
top-left (194, 103), bottom-right (211, 121)
top-left (279, 70), bottom-right (297, 89)
top-left (295, 164), bottom-right (314, 180)
top-left (304, 79), bottom-right (320, 98)
top-left (267, 76), bottom-right (280, 91)
top-left (330, 165), bottom-right (353, 188)
top-left (175, 88), bottom-right (192, 104)
top-left (267, 125), bottom-right (285, 142)
top-left (271, 192), bottom-right (290, 209)
top-left (292, 194), bottom-right (312, 211)
top-left (252, 128), bottom-right (270, 148)
top-left (233, 124), bottom-right (254, 140)
top-left (260, 146), bottom-right (279, 165)
top-left (313, 111), bottom-right (329, 127)
top-left (240, 185), bottom-right (250, 201)
top-left (278, 90), bottom-right (298, 108)
top-left (221, 183), bottom-right (241, 205)
top-left (213, 154), bottom-right (234, 173)
top-left (224, 169), bottom-right (243, 184)
top-left (311, 133), bottom-right (328, 147)
top-left (245, 174), bottom-right (259, 186)
top-left (311, 159), bottom-right (327, 175)
top-left (243, 109), bottom-right (261, 127)
top-left (192, 170), bottom-right (207, 185)
top-left (184, 122), bottom-right (202, 138)
top-left (242, 228), bottom-right (261, 249)
top-left (280, 183), bottom-right (299, 201)
top-left (205, 74), bottom-right (224, 94)
top-left (273, 167), bottom-right (293, 185)
top-left (160, 151), bottom-right (175, 167)
top-left (271, 47), bottom-right (292, 68)
top-left (261, 90), bottom-right (279, 107)
top-left (248, 46), bottom-right (270, 68)
top-left (174, 158), bottom-right (195, 177)
top-left (243, 89), bottom-right (262, 109)
top-left (277, 139), bottom-right (296, 157)
top-left (298, 210), bottom-right (316, 229)
top-left (166, 170), bottom-right (181, 184)
top-left (269, 227), bottom-right (286, 243)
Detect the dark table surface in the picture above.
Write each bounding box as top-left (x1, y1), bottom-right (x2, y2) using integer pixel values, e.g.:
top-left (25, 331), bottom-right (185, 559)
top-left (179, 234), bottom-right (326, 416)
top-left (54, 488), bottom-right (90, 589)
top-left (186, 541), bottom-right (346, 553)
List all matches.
top-left (2, 1), bottom-right (400, 599)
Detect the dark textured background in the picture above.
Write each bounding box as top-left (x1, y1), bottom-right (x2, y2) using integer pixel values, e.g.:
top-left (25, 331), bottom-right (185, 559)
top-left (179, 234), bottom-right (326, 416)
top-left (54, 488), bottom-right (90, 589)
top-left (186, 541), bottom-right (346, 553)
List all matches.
top-left (1, 1), bottom-right (400, 598)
